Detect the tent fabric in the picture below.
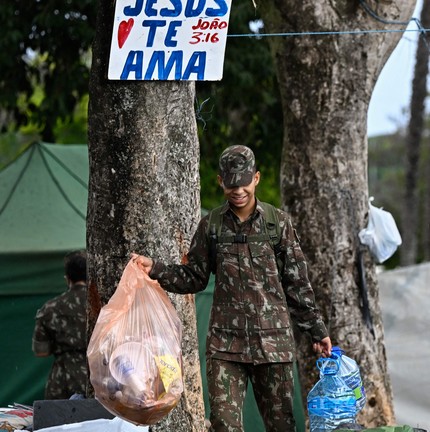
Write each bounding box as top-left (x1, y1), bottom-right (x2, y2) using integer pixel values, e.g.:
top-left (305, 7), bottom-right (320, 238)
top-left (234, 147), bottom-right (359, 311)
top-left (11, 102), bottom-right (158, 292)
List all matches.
top-left (0, 294), bottom-right (54, 406)
top-left (0, 142), bottom-right (89, 295)
top-left (0, 142), bottom-right (88, 254)
top-left (0, 142), bottom-right (89, 406)
top-left (0, 252), bottom-right (67, 296)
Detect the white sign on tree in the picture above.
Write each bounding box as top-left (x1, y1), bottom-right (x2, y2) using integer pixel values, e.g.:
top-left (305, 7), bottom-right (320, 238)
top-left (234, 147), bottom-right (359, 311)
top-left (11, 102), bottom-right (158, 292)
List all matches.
top-left (108, 0), bottom-right (232, 81)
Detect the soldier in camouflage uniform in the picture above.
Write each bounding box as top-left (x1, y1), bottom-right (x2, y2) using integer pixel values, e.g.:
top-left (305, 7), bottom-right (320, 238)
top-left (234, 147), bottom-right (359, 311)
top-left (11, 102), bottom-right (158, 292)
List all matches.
top-left (133, 145), bottom-right (332, 431)
top-left (32, 250), bottom-right (88, 399)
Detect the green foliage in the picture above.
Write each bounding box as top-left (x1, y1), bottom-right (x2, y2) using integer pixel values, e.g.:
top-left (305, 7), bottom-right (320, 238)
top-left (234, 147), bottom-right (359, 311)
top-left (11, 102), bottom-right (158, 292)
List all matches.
top-left (196, 2), bottom-right (282, 209)
top-left (0, 92), bottom-right (88, 169)
top-left (336, 426), bottom-right (415, 432)
top-left (368, 133), bottom-right (405, 268)
top-left (368, 130), bottom-right (430, 267)
top-left (0, 130), bottom-right (37, 169)
top-left (53, 95), bottom-right (89, 144)
top-left (0, 0), bottom-right (96, 141)
top-left (368, 133), bottom-right (405, 216)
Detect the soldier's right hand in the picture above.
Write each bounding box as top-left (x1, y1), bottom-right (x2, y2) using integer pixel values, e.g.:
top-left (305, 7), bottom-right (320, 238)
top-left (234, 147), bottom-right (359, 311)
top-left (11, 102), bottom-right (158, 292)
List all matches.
top-left (131, 253), bottom-right (153, 274)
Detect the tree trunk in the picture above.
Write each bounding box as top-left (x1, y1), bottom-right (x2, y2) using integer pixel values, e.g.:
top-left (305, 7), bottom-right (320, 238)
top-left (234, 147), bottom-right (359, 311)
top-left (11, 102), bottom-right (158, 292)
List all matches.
top-left (401, 0), bottom-right (430, 266)
top-left (258, 0), bottom-right (416, 427)
top-left (86, 2), bottom-right (206, 431)
top-left (424, 129), bottom-right (430, 260)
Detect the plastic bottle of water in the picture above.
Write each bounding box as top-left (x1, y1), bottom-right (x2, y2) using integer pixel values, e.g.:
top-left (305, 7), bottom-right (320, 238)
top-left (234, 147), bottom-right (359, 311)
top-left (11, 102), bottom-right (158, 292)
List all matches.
top-left (319, 347), bottom-right (366, 411)
top-left (308, 353), bottom-right (357, 432)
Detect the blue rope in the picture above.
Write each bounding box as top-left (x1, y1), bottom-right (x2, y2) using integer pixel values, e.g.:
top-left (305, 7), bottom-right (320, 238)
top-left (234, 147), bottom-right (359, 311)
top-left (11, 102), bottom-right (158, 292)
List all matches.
top-left (227, 28), bottom-right (430, 38)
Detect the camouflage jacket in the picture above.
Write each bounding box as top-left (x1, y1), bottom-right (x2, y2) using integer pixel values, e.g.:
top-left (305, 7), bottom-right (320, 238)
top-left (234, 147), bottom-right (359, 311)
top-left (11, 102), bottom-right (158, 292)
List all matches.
top-left (32, 283), bottom-right (87, 398)
top-left (150, 199), bottom-right (328, 365)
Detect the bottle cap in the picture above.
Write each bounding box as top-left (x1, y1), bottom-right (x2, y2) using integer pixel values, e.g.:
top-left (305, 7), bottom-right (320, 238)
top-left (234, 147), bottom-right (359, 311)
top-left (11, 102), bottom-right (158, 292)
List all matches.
top-left (317, 352), bottom-right (341, 375)
top-left (332, 346), bottom-right (345, 356)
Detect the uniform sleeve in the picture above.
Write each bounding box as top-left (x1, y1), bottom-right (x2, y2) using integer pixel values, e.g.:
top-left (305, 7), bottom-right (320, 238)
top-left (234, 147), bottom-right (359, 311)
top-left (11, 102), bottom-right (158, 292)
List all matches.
top-left (150, 217), bottom-right (212, 294)
top-left (32, 305), bottom-right (54, 355)
top-left (279, 214), bottom-right (328, 342)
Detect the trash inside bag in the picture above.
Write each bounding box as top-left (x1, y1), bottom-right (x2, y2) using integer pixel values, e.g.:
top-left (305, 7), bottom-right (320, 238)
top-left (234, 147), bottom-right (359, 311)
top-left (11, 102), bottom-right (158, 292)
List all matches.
top-left (87, 259), bottom-right (183, 426)
top-left (359, 201), bottom-right (402, 263)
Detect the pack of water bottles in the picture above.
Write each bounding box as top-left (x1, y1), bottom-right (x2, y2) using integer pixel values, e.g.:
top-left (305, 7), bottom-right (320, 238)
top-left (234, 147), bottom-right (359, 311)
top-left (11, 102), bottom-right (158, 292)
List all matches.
top-left (87, 259), bottom-right (184, 426)
top-left (307, 347), bottom-right (366, 432)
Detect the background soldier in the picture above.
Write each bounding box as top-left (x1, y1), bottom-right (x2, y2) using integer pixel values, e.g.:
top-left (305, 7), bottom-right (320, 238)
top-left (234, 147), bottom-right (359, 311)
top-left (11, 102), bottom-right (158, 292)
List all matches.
top-left (32, 250), bottom-right (87, 399)
top-left (133, 145), bottom-right (332, 431)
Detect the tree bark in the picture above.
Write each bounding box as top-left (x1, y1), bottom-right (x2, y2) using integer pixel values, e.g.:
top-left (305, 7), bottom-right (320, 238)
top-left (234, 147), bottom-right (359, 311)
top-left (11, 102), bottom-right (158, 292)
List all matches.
top-left (424, 144), bottom-right (430, 261)
top-left (401, 0), bottom-right (430, 266)
top-left (86, 2), bottom-right (206, 431)
top-left (258, 0), bottom-right (416, 427)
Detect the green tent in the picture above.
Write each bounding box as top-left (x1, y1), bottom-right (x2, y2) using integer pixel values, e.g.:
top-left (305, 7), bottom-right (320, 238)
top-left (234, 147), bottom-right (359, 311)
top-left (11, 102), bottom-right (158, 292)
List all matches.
top-left (0, 142), bottom-right (305, 431)
top-left (0, 142), bottom-right (89, 406)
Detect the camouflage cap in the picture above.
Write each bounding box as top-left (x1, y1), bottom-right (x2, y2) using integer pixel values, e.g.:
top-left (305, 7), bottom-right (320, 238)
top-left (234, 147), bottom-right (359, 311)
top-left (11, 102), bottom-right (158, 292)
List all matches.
top-left (219, 145), bottom-right (256, 188)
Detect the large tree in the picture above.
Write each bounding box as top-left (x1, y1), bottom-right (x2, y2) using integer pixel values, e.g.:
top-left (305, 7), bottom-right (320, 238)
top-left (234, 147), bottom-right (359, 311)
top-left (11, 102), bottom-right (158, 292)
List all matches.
top-left (425, 131), bottom-right (430, 261)
top-left (257, 0), bottom-right (416, 427)
top-left (86, 2), bottom-right (205, 431)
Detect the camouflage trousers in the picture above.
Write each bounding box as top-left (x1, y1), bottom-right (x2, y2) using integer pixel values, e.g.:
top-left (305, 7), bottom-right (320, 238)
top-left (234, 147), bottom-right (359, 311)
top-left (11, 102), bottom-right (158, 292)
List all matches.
top-left (207, 358), bottom-right (295, 432)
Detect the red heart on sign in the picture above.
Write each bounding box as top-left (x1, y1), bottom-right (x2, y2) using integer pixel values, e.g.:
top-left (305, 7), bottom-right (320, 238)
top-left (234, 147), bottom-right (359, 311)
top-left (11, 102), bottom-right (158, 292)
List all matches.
top-left (118, 18), bottom-right (134, 49)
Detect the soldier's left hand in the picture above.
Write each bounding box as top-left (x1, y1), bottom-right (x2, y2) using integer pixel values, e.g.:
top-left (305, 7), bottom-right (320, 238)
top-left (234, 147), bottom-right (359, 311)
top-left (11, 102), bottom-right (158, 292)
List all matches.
top-left (313, 336), bottom-right (332, 358)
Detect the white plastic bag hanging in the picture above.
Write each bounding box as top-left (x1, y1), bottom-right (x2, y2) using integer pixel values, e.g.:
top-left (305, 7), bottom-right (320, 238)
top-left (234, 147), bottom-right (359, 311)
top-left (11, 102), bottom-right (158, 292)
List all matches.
top-left (358, 199), bottom-right (402, 263)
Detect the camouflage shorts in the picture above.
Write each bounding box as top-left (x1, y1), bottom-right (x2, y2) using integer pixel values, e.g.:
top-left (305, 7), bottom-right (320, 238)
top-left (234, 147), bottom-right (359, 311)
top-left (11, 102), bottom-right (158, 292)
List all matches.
top-left (207, 358), bottom-right (295, 432)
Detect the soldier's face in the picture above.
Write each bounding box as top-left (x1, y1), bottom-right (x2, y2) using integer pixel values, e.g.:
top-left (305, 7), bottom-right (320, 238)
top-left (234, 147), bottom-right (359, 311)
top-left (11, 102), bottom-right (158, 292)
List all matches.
top-left (217, 172), bottom-right (260, 211)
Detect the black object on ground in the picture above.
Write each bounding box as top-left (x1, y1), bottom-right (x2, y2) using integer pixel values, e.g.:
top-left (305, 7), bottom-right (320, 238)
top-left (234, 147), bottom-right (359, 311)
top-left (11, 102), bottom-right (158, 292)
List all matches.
top-left (33, 398), bottom-right (114, 430)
